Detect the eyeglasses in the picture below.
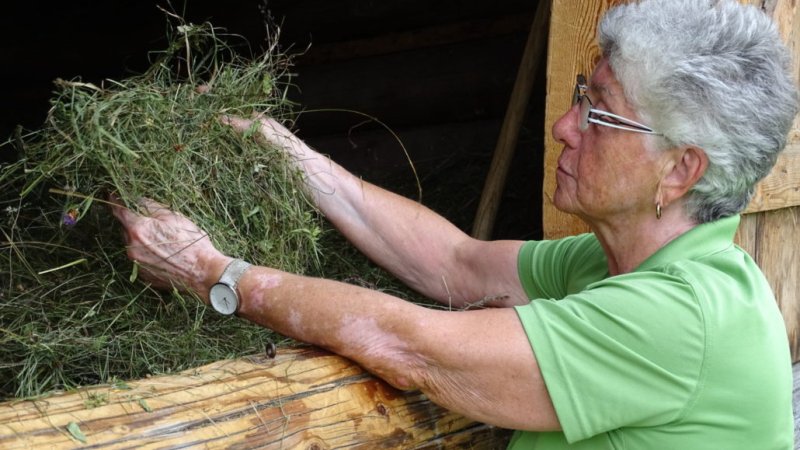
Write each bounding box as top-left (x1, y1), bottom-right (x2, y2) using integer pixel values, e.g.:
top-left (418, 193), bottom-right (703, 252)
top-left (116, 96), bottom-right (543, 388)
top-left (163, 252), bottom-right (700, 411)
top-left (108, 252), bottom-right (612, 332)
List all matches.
top-left (573, 74), bottom-right (660, 135)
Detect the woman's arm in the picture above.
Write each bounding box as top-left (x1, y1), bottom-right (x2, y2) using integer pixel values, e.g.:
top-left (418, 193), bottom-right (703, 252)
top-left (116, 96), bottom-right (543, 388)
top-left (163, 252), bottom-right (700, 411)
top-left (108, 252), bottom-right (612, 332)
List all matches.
top-left (111, 200), bottom-right (558, 430)
top-left (225, 116), bottom-right (529, 307)
top-left (237, 265), bottom-right (559, 431)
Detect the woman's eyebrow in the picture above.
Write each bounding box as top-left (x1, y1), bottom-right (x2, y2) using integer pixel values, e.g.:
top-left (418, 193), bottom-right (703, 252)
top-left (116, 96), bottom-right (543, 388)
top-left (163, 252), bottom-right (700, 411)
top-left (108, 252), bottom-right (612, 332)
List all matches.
top-left (588, 82), bottom-right (629, 112)
top-left (588, 82), bottom-right (614, 99)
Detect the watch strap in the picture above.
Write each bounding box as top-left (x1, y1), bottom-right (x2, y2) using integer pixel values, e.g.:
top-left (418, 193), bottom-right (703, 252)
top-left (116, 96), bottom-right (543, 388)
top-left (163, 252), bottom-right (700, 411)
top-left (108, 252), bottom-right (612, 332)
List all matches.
top-left (219, 258), bottom-right (252, 292)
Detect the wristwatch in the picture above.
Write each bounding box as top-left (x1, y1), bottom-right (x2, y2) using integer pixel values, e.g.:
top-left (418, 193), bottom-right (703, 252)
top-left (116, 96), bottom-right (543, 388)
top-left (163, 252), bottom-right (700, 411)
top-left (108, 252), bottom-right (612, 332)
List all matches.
top-left (209, 259), bottom-right (252, 315)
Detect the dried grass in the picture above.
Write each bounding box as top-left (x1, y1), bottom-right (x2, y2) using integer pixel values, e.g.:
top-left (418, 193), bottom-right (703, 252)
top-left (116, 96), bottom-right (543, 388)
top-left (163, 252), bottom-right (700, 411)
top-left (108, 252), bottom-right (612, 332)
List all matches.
top-left (0, 18), bottom-right (415, 400)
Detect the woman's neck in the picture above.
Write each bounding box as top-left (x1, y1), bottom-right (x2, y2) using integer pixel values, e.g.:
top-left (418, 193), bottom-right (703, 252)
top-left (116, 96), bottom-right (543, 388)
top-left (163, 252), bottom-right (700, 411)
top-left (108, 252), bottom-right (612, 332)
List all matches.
top-left (590, 210), bottom-right (698, 276)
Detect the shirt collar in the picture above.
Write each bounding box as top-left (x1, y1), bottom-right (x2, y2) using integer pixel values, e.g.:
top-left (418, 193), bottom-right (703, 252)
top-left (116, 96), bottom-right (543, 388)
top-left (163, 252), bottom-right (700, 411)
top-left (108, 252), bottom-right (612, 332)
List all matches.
top-left (634, 215), bottom-right (741, 273)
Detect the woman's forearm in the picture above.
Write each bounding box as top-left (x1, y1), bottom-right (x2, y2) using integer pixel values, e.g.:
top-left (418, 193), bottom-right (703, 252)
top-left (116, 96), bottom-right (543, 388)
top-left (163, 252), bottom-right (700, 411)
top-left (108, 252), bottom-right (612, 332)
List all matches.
top-left (249, 118), bottom-right (526, 306)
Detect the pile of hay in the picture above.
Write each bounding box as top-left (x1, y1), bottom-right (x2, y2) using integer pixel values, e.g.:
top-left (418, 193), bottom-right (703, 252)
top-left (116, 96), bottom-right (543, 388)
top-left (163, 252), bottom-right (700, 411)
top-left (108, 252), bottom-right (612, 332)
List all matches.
top-left (0, 20), bottom-right (411, 400)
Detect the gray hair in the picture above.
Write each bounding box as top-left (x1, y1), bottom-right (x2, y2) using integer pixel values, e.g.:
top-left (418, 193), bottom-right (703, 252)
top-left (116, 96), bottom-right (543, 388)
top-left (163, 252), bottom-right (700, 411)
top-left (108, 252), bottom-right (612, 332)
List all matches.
top-left (598, 0), bottom-right (798, 223)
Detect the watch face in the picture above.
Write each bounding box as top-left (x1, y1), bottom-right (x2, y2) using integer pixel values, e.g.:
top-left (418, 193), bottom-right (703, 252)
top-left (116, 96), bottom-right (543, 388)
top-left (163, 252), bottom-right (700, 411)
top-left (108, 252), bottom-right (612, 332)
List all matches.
top-left (210, 283), bottom-right (238, 315)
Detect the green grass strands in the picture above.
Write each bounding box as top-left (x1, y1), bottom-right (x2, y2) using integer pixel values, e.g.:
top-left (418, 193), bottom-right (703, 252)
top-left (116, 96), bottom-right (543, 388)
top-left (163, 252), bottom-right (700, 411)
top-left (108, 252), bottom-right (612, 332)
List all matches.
top-left (0, 19), bottom-right (419, 400)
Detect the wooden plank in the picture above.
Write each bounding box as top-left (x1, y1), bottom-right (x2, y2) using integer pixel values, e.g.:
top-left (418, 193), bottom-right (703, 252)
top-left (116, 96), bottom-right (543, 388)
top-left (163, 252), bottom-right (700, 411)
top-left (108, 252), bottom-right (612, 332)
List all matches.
top-left (745, 140), bottom-right (800, 213)
top-left (0, 346), bottom-right (511, 449)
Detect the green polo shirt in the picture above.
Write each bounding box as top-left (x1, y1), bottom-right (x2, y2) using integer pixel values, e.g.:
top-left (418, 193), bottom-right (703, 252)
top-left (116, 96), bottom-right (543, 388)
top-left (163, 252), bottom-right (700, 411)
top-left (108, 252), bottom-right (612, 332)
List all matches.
top-left (510, 215), bottom-right (792, 449)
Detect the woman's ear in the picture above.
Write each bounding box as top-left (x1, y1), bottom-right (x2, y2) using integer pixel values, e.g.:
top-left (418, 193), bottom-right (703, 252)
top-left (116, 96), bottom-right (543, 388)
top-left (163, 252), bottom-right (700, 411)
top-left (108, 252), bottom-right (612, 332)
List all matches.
top-left (659, 146), bottom-right (708, 205)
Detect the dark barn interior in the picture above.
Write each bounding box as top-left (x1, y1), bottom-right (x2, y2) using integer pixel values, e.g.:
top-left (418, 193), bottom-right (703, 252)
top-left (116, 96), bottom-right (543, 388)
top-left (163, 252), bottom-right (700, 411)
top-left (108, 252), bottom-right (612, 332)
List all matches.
top-left (1, 0), bottom-right (546, 240)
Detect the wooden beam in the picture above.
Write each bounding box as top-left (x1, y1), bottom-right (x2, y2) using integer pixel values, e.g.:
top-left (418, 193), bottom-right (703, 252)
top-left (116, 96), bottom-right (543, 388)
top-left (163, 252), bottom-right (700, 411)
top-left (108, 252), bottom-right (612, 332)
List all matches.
top-left (471, 0), bottom-right (551, 239)
top-left (745, 140), bottom-right (800, 213)
top-left (0, 346), bottom-right (511, 449)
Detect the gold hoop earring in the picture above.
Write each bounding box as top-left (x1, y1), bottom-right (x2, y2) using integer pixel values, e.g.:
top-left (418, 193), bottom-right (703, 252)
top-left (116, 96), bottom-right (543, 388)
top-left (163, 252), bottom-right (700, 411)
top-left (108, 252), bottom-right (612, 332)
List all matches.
top-left (656, 203), bottom-right (662, 220)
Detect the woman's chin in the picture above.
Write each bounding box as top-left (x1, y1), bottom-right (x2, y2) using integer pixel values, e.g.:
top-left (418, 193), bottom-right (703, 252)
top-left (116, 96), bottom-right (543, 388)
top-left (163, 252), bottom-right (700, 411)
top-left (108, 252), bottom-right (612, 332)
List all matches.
top-left (552, 188), bottom-right (576, 214)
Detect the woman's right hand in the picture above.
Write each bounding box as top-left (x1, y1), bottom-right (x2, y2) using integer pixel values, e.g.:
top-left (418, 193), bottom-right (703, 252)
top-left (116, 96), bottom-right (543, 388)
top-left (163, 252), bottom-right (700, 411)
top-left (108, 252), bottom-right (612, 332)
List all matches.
top-left (222, 115), bottom-right (310, 159)
top-left (222, 114), bottom-right (343, 211)
top-left (110, 195), bottom-right (231, 302)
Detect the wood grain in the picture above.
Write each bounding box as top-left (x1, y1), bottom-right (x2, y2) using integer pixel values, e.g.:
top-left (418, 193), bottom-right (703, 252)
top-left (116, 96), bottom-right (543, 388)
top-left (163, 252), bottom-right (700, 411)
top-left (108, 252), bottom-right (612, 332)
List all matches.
top-left (0, 346), bottom-right (510, 449)
top-left (745, 141), bottom-right (800, 213)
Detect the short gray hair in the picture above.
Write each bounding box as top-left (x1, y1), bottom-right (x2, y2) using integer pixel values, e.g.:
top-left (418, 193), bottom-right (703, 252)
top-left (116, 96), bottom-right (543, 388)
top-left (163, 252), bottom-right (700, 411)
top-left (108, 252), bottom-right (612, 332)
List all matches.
top-left (599, 0), bottom-right (798, 223)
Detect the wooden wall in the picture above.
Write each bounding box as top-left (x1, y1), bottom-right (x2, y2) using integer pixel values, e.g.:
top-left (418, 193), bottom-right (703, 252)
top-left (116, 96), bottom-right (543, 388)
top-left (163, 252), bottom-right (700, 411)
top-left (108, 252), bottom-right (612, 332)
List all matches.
top-left (543, 0), bottom-right (800, 360)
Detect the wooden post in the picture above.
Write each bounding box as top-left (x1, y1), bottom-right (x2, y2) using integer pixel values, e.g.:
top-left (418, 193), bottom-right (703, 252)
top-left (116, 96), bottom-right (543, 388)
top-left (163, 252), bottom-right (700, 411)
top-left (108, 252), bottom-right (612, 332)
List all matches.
top-left (0, 346), bottom-right (511, 449)
top-left (471, 0), bottom-right (550, 240)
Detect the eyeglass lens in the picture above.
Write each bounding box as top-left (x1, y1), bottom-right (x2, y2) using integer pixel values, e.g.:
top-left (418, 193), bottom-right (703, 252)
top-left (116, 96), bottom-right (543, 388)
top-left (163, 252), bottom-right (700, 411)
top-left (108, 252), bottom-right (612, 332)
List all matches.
top-left (574, 75), bottom-right (590, 131)
top-left (579, 95), bottom-right (591, 131)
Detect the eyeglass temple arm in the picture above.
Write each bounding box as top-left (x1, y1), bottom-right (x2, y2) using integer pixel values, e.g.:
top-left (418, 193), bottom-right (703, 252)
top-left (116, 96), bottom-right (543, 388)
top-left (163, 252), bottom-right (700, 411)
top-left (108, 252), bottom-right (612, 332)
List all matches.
top-left (588, 108), bottom-right (656, 132)
top-left (586, 116), bottom-right (660, 135)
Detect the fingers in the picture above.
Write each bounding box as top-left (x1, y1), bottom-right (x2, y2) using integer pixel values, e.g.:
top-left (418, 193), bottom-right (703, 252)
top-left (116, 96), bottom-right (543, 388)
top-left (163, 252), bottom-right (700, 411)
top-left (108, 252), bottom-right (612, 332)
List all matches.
top-left (222, 114), bottom-right (309, 160)
top-left (222, 114), bottom-right (285, 136)
top-left (109, 193), bottom-right (139, 225)
top-left (136, 197), bottom-right (171, 218)
top-left (109, 194), bottom-right (170, 221)
top-left (107, 192), bottom-right (217, 295)
top-left (221, 115), bottom-right (253, 132)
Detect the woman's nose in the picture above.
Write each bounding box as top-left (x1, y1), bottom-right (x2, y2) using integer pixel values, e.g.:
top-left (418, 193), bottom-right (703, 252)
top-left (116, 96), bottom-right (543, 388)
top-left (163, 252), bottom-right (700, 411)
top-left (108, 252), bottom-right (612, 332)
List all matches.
top-left (552, 103), bottom-right (581, 149)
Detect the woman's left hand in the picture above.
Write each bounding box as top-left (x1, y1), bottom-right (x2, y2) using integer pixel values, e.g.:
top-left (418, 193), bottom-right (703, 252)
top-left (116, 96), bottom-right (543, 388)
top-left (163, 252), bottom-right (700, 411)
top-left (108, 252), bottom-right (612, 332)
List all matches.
top-left (110, 196), bottom-right (231, 301)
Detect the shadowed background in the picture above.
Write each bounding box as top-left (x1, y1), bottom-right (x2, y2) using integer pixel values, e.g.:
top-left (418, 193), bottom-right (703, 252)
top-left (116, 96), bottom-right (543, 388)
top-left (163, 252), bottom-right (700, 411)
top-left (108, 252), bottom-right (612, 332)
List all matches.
top-left (0, 0), bottom-right (545, 240)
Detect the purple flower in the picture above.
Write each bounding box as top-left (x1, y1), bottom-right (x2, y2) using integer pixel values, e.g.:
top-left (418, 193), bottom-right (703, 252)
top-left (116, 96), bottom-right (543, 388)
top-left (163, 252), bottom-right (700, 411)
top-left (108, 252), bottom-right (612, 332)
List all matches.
top-left (62, 209), bottom-right (79, 227)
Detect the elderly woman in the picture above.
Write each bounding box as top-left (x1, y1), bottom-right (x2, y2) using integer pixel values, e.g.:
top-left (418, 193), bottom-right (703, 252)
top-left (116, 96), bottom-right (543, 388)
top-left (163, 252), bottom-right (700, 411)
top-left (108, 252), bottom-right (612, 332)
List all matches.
top-left (112, 0), bottom-right (798, 448)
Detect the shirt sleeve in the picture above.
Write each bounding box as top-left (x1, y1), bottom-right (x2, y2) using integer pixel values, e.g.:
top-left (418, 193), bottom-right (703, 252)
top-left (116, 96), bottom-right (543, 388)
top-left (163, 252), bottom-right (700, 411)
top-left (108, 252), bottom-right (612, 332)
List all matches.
top-left (517, 234), bottom-right (608, 299)
top-left (515, 272), bottom-right (706, 443)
